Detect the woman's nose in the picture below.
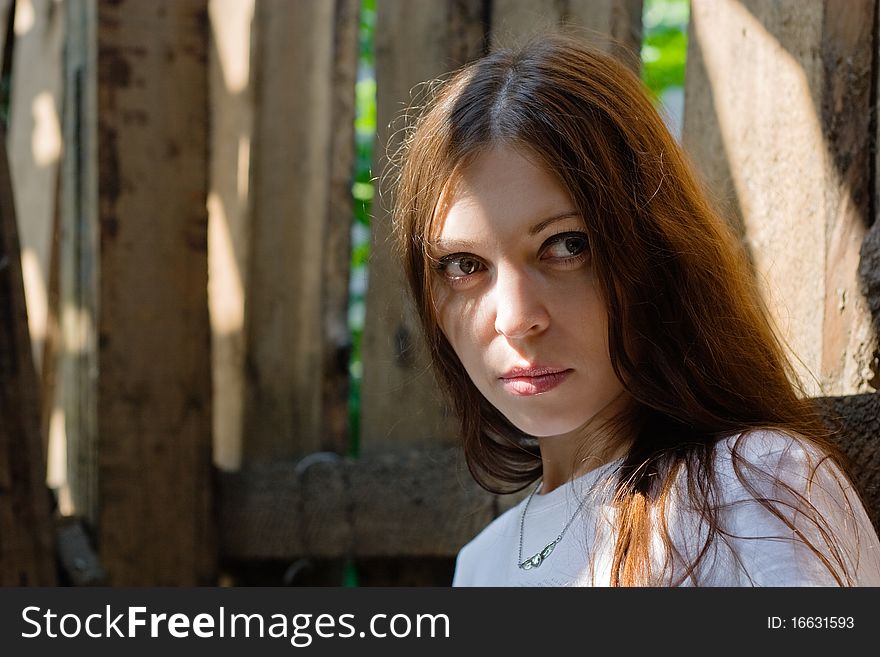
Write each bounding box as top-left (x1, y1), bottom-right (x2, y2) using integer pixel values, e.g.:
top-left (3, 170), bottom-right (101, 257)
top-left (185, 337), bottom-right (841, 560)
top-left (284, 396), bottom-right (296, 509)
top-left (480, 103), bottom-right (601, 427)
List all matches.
top-left (492, 265), bottom-right (550, 339)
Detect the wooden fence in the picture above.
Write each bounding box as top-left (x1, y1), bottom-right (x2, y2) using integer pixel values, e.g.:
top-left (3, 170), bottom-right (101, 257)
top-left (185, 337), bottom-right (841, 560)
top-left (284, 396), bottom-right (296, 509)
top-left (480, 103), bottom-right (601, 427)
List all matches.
top-left (1, 0), bottom-right (879, 586)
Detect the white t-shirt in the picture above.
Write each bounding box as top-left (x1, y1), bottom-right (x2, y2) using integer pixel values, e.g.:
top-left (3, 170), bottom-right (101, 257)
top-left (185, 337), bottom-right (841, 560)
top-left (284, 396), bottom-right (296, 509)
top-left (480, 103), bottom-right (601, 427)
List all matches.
top-left (451, 430), bottom-right (880, 586)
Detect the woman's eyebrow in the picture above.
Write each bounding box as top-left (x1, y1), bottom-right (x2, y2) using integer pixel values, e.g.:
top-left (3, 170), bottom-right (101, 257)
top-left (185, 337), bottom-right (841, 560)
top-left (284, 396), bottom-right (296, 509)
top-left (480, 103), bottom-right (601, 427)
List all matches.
top-left (528, 211), bottom-right (582, 236)
top-left (426, 237), bottom-right (480, 253)
top-left (427, 211), bottom-right (582, 252)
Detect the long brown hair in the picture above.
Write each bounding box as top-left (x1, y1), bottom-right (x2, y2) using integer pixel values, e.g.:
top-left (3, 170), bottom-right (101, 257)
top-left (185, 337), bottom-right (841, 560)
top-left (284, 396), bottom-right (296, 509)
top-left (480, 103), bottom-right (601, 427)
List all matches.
top-left (389, 33), bottom-right (860, 585)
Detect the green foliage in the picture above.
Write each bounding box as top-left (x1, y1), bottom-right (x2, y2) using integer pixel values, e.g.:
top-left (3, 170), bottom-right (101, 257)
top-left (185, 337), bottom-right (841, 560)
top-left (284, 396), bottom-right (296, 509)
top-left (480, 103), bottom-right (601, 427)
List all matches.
top-left (641, 0), bottom-right (689, 101)
top-left (347, 0), bottom-right (378, 465)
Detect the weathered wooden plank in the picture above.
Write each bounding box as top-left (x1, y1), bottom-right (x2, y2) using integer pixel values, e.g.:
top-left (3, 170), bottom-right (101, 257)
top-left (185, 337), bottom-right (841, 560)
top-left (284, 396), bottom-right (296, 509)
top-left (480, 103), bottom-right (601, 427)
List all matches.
top-left (58, 0), bottom-right (99, 528)
top-left (322, 0), bottom-right (360, 460)
top-left (8, 0), bottom-right (67, 512)
top-left (219, 394), bottom-right (880, 559)
top-left (360, 0), bottom-right (486, 453)
top-left (219, 447), bottom-right (500, 559)
top-left (0, 126), bottom-right (56, 585)
top-left (7, 0), bottom-right (64, 374)
top-left (491, 0), bottom-right (643, 69)
top-left (95, 0), bottom-right (215, 585)
top-left (40, 153), bottom-right (60, 480)
top-left (242, 0), bottom-right (358, 463)
top-left (207, 0), bottom-right (255, 471)
top-left (683, 0), bottom-right (877, 396)
top-left (818, 1), bottom-right (877, 395)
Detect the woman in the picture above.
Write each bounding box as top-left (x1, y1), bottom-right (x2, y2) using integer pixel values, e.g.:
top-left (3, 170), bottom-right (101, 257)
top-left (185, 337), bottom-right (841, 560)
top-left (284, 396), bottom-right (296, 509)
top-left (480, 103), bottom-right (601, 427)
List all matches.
top-left (389, 33), bottom-right (880, 586)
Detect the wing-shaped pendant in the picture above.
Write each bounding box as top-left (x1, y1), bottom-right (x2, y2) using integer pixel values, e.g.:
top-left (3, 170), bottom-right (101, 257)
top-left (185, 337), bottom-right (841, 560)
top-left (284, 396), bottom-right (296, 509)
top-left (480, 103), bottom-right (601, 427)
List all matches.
top-left (518, 539), bottom-right (559, 570)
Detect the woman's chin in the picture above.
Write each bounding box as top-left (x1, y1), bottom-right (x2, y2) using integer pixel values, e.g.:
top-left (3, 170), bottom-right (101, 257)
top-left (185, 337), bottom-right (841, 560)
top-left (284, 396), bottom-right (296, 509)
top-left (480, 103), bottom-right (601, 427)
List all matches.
top-left (506, 416), bottom-right (582, 438)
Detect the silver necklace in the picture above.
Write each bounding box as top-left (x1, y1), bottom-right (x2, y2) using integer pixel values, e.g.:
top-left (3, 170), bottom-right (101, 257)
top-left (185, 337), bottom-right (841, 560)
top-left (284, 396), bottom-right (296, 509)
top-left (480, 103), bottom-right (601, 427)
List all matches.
top-left (517, 462), bottom-right (617, 570)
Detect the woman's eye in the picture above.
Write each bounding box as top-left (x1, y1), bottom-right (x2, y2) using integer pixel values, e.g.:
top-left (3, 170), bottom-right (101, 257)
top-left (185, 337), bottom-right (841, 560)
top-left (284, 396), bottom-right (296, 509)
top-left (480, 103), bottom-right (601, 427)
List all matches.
top-left (437, 254), bottom-right (484, 278)
top-left (542, 232), bottom-right (588, 259)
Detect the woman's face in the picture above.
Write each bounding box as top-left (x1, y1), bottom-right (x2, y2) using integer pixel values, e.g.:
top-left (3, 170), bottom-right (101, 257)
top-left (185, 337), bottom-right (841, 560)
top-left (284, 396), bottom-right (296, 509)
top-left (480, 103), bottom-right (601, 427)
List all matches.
top-left (430, 144), bottom-right (627, 438)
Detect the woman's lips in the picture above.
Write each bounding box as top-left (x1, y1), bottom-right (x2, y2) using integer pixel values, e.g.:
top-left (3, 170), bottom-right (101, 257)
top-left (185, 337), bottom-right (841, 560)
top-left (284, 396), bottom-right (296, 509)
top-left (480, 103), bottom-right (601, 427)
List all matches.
top-left (499, 368), bottom-right (572, 396)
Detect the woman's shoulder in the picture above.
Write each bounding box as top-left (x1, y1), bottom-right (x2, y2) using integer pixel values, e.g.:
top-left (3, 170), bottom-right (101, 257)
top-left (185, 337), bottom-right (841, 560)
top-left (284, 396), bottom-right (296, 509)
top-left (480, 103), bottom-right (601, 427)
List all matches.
top-left (705, 427), bottom-right (854, 522)
top-left (451, 501), bottom-right (523, 586)
top-left (716, 427), bottom-right (823, 461)
top-left (711, 428), bottom-right (834, 489)
top-left (461, 502), bottom-right (522, 552)
top-left (687, 428), bottom-right (880, 585)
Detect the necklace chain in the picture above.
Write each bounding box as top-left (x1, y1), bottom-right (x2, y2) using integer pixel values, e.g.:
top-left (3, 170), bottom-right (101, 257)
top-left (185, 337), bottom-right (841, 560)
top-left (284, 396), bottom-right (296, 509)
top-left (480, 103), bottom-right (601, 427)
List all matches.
top-left (517, 462), bottom-right (618, 571)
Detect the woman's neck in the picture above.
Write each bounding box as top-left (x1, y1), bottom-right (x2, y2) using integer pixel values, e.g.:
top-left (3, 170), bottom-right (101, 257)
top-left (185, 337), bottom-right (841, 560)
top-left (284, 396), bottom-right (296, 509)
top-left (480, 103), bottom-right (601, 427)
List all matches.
top-left (536, 393), bottom-right (635, 494)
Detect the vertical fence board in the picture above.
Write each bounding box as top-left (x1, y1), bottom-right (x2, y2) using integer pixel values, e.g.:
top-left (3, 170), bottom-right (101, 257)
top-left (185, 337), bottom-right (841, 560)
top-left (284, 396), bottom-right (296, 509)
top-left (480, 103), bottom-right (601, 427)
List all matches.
top-left (8, 0), bottom-right (64, 374)
top-left (207, 0), bottom-right (255, 472)
top-left (683, 0), bottom-right (876, 396)
top-left (491, 0), bottom-right (643, 67)
top-left (8, 0), bottom-right (66, 511)
top-left (323, 0), bottom-right (360, 455)
top-left (357, 0), bottom-right (486, 585)
top-left (59, 0), bottom-right (99, 529)
top-left (564, 0), bottom-right (643, 65)
top-left (242, 0), bottom-right (358, 464)
top-left (0, 130), bottom-right (56, 586)
top-left (818, 1), bottom-right (878, 393)
top-left (96, 0), bottom-right (215, 585)
top-left (360, 0), bottom-right (486, 453)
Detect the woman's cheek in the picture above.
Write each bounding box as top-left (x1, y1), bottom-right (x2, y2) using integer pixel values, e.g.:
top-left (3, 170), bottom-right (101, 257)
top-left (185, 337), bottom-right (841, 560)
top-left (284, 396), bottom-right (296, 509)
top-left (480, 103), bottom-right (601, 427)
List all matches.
top-left (432, 284), bottom-right (455, 331)
top-left (436, 297), bottom-right (466, 348)
top-left (441, 305), bottom-right (486, 371)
